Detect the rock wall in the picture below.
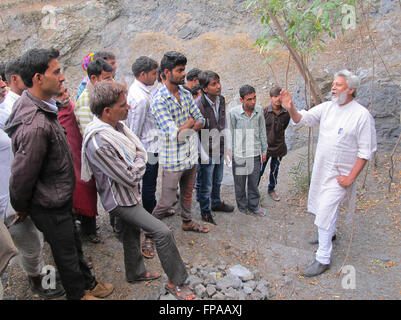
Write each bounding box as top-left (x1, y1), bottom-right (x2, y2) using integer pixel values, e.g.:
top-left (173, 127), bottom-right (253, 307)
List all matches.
top-left (0, 0), bottom-right (400, 151)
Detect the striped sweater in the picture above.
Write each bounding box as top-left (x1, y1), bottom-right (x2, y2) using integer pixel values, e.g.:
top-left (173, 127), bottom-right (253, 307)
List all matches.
top-left (74, 88), bottom-right (93, 136)
top-left (85, 124), bottom-right (147, 212)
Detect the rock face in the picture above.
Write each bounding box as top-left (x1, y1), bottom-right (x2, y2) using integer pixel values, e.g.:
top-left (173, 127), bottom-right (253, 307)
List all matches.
top-left (0, 0), bottom-right (399, 150)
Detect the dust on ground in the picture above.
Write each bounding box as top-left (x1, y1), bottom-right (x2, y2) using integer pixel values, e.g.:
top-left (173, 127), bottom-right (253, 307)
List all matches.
top-left (2, 147), bottom-right (400, 300)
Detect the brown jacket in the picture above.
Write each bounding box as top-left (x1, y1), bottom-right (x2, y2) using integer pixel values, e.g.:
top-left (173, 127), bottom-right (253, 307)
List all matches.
top-left (4, 90), bottom-right (75, 213)
top-left (263, 104), bottom-right (291, 157)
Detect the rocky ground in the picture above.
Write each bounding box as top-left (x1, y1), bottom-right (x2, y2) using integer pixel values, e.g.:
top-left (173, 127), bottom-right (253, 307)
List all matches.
top-left (2, 146), bottom-right (400, 300)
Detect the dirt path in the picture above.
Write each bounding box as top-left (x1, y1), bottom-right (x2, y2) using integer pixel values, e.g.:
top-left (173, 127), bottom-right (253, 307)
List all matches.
top-left (2, 146), bottom-right (400, 300)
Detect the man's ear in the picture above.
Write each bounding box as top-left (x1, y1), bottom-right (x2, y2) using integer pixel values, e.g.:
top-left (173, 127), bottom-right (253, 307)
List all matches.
top-left (349, 88), bottom-right (355, 96)
top-left (32, 73), bottom-right (42, 86)
top-left (90, 75), bottom-right (98, 84)
top-left (10, 74), bottom-right (17, 84)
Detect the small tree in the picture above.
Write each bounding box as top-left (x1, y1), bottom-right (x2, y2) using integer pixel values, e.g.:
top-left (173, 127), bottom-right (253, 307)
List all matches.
top-left (246, 0), bottom-right (357, 106)
top-left (247, 0), bottom-right (358, 181)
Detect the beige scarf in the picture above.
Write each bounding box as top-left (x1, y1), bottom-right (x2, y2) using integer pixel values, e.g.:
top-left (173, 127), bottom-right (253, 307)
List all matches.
top-left (81, 117), bottom-right (147, 182)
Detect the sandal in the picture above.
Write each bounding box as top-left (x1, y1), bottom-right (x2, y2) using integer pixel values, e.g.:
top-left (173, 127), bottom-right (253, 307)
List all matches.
top-left (130, 271), bottom-right (161, 282)
top-left (165, 284), bottom-right (195, 300)
top-left (154, 209), bottom-right (175, 220)
top-left (86, 234), bottom-right (101, 243)
top-left (182, 221), bottom-right (209, 233)
top-left (249, 208), bottom-right (266, 217)
top-left (141, 237), bottom-right (155, 259)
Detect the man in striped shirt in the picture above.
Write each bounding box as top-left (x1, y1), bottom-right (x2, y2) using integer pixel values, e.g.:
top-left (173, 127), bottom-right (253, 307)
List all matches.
top-left (83, 81), bottom-right (195, 299)
top-left (74, 58), bottom-right (114, 136)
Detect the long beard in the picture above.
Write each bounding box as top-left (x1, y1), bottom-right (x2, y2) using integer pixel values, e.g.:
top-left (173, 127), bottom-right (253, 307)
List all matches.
top-left (331, 90), bottom-right (348, 105)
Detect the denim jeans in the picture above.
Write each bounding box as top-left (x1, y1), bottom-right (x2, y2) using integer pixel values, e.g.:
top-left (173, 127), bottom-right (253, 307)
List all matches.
top-left (259, 156), bottom-right (282, 193)
top-left (196, 155), bottom-right (224, 216)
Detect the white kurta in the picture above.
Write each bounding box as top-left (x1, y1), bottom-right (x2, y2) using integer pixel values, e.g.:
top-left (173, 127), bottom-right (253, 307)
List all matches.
top-left (294, 100), bottom-right (377, 230)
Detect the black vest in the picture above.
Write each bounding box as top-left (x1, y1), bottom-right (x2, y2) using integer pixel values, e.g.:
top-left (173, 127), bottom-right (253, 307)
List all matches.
top-left (196, 93), bottom-right (226, 158)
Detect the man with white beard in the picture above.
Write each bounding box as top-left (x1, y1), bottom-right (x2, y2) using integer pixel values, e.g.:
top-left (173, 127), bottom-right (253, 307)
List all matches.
top-left (280, 70), bottom-right (377, 277)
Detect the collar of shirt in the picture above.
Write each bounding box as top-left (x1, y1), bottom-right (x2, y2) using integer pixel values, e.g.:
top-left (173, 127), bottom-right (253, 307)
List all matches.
top-left (161, 84), bottom-right (181, 97)
top-left (42, 98), bottom-right (59, 113)
top-left (204, 94), bottom-right (220, 109)
top-left (240, 105), bottom-right (259, 118)
top-left (2, 90), bottom-right (21, 113)
top-left (134, 78), bottom-right (153, 95)
top-left (267, 104), bottom-right (287, 115)
top-left (205, 94), bottom-right (220, 120)
top-left (5, 90), bottom-right (20, 103)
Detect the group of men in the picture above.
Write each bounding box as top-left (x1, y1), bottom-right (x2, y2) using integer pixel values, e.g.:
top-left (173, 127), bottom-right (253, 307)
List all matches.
top-left (0, 46), bottom-right (376, 300)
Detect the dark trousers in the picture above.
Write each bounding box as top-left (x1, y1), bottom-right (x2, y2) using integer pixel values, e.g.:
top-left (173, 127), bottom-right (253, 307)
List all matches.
top-left (77, 214), bottom-right (97, 235)
top-left (232, 156), bottom-right (261, 212)
top-left (258, 156), bottom-right (282, 192)
top-left (29, 201), bottom-right (96, 300)
top-left (142, 155), bottom-right (159, 214)
top-left (196, 155), bottom-right (224, 215)
top-left (110, 205), bottom-right (188, 285)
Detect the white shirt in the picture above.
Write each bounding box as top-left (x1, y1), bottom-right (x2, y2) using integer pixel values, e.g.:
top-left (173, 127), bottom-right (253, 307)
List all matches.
top-left (0, 129), bottom-right (13, 222)
top-left (127, 79), bottom-right (159, 153)
top-left (294, 99), bottom-right (377, 230)
top-left (0, 91), bottom-right (20, 130)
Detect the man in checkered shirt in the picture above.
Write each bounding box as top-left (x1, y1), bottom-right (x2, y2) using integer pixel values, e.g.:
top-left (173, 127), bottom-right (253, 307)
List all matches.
top-left (148, 51), bottom-right (210, 240)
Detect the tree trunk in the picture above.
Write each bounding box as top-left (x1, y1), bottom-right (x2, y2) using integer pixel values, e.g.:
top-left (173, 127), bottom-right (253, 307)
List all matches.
top-left (266, 7), bottom-right (324, 105)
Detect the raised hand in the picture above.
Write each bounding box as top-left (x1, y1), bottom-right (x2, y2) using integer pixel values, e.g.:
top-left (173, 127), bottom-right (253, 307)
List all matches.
top-left (280, 89), bottom-right (294, 110)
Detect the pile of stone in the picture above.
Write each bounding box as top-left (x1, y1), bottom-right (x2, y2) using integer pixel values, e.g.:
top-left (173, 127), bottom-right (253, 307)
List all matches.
top-left (160, 263), bottom-right (274, 300)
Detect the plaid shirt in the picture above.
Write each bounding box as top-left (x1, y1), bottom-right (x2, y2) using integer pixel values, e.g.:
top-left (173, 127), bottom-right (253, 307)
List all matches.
top-left (150, 84), bottom-right (205, 171)
top-left (74, 88), bottom-right (93, 136)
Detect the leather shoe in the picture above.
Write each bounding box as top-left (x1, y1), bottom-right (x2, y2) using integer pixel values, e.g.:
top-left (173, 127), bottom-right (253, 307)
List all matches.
top-left (301, 259), bottom-right (330, 277)
top-left (201, 213), bottom-right (217, 225)
top-left (212, 202), bottom-right (234, 212)
top-left (86, 281), bottom-right (114, 298)
top-left (28, 275), bottom-right (65, 299)
top-left (309, 234), bottom-right (337, 245)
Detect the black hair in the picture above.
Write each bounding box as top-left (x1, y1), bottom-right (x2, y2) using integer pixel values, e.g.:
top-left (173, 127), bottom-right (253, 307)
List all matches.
top-left (198, 70), bottom-right (220, 91)
top-left (131, 56), bottom-right (159, 78)
top-left (190, 84), bottom-right (202, 97)
top-left (160, 51), bottom-right (187, 74)
top-left (0, 62), bottom-right (6, 81)
top-left (90, 81), bottom-right (127, 117)
top-left (5, 58), bottom-right (22, 83)
top-left (269, 86), bottom-right (282, 97)
top-left (239, 84), bottom-right (256, 99)
top-left (157, 67), bottom-right (166, 83)
top-left (87, 58), bottom-right (114, 78)
top-left (93, 51), bottom-right (116, 61)
top-left (186, 68), bottom-right (202, 81)
top-left (19, 48), bottom-right (60, 88)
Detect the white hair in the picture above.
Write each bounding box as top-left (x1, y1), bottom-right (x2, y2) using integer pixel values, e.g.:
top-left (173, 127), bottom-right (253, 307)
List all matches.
top-left (334, 69), bottom-right (360, 89)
